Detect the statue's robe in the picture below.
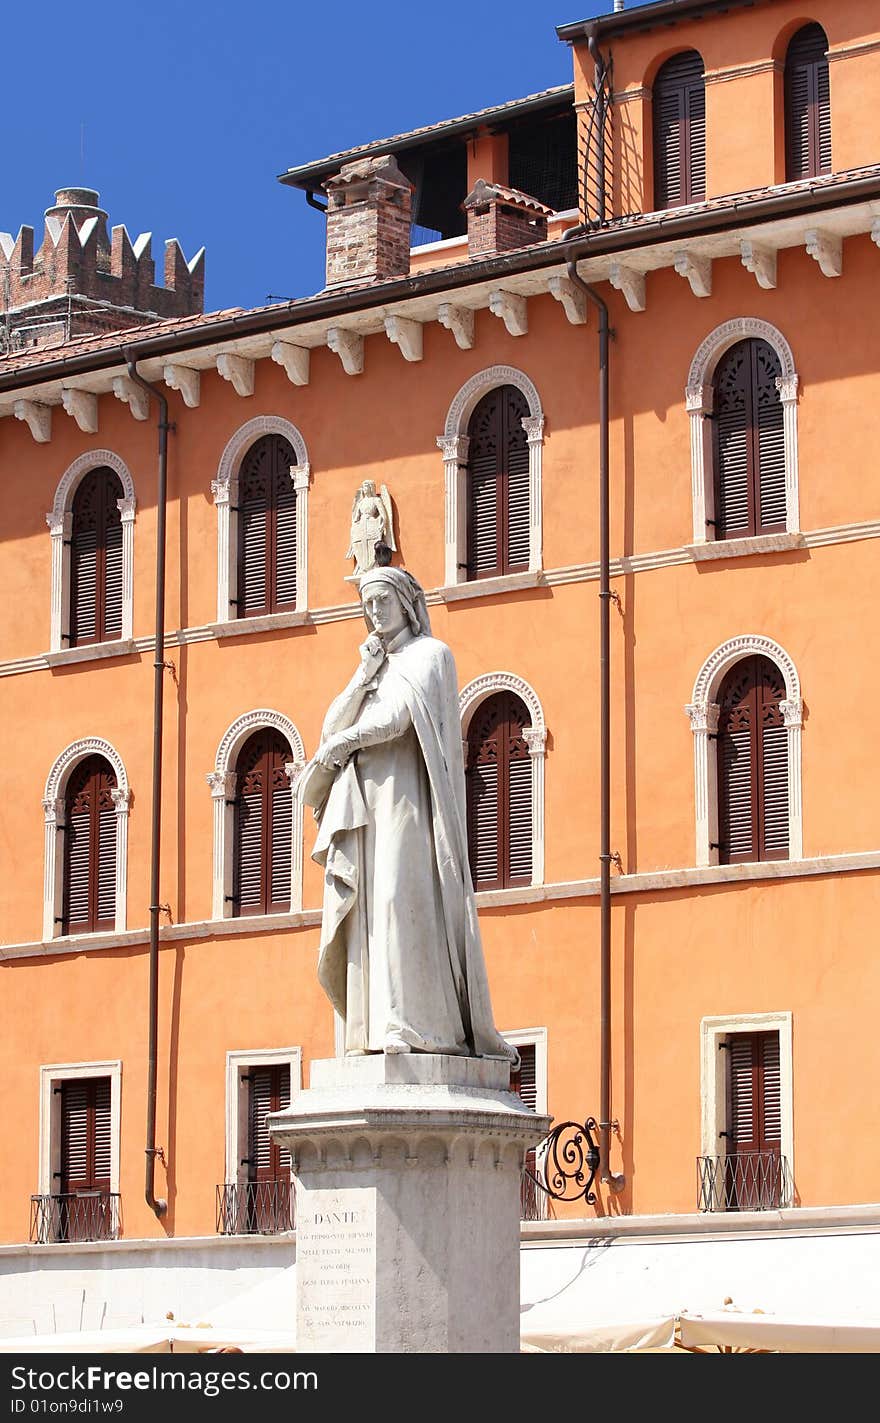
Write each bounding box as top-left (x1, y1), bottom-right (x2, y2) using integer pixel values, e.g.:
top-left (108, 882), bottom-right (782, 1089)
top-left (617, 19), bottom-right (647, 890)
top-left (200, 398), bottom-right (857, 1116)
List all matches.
top-left (312, 634), bottom-right (517, 1062)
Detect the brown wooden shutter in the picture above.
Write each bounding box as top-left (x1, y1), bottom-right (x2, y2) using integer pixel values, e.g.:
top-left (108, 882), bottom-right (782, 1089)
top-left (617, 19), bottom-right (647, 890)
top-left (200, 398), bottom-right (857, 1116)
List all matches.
top-left (70, 468), bottom-right (124, 646)
top-left (717, 656), bottom-right (788, 865)
top-left (238, 435), bottom-right (297, 618)
top-left (60, 1076), bottom-right (112, 1242)
top-left (713, 339), bottom-right (785, 539)
top-left (785, 24), bottom-right (831, 181)
top-left (248, 1064), bottom-right (291, 1182)
top-left (466, 386), bottom-right (530, 579)
top-left (510, 1043), bottom-right (537, 1111)
top-left (63, 756), bottom-right (117, 933)
top-left (466, 692), bottom-right (532, 890)
top-left (725, 1031), bottom-right (782, 1207)
top-left (653, 51), bottom-right (706, 209)
top-left (233, 730), bottom-right (293, 915)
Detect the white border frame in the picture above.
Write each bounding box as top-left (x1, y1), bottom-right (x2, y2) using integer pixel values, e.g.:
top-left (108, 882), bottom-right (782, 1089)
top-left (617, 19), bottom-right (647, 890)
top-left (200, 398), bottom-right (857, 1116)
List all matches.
top-left (47, 451), bottom-right (137, 653)
top-left (38, 1058), bottom-right (123, 1200)
top-left (700, 1011), bottom-right (794, 1208)
top-left (686, 318), bottom-right (800, 543)
top-left (224, 1046), bottom-right (302, 1193)
top-left (438, 366), bottom-right (545, 586)
top-left (685, 635), bottom-right (803, 867)
top-left (207, 710), bottom-right (307, 920)
top-left (459, 672), bottom-right (547, 887)
top-left (42, 739), bottom-right (131, 940)
top-left (212, 417), bottom-right (311, 623)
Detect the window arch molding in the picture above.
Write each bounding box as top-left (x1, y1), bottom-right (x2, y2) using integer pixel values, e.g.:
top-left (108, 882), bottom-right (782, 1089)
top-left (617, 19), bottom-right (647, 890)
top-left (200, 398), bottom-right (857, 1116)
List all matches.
top-left (438, 366), bottom-right (545, 586)
top-left (47, 451), bottom-right (137, 652)
top-left (43, 738), bottom-right (131, 940)
top-left (686, 318), bottom-right (800, 544)
top-left (212, 417), bottom-right (311, 623)
top-left (685, 635), bottom-right (803, 867)
top-left (207, 709), bottom-right (306, 919)
top-left (459, 672), bottom-right (547, 887)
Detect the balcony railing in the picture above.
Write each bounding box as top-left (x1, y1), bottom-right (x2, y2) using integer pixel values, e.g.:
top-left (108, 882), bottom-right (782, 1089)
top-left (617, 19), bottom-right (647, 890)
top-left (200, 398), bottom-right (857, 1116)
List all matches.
top-left (216, 1179), bottom-right (295, 1236)
top-left (697, 1151), bottom-right (792, 1212)
top-left (30, 1191), bottom-right (121, 1244)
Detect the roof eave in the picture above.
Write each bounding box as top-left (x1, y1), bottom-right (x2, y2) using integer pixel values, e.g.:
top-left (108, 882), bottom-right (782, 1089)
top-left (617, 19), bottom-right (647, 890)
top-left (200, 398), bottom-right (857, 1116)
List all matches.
top-left (556, 0), bottom-right (764, 46)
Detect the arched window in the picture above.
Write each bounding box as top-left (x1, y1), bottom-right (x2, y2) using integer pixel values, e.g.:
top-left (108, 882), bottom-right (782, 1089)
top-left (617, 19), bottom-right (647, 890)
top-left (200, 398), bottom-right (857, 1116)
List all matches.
top-left (466, 691), bottom-right (532, 890)
top-left (652, 51), bottom-right (706, 209)
top-left (63, 755), bottom-right (118, 933)
top-left (237, 434), bottom-right (298, 618)
top-left (69, 468), bottom-right (124, 646)
top-left (712, 338), bottom-right (785, 539)
top-left (232, 729), bottom-right (293, 916)
top-left (717, 656), bottom-right (788, 864)
top-left (466, 385), bottom-right (530, 580)
top-left (785, 24), bottom-right (831, 181)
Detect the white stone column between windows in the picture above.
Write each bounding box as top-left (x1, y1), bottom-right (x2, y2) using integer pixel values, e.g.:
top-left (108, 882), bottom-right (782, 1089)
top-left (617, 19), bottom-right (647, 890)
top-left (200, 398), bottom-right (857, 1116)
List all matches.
top-left (292, 464), bottom-right (311, 611)
top-left (212, 476), bottom-right (238, 623)
top-left (523, 726), bottom-right (547, 886)
top-left (438, 434), bottom-right (468, 586)
top-left (41, 796), bottom-right (66, 941)
top-left (523, 415), bottom-right (545, 573)
top-left (110, 788), bottom-right (131, 932)
top-left (285, 761), bottom-right (305, 912)
top-left (208, 771), bottom-right (236, 920)
top-left (685, 702), bottom-right (720, 867)
top-left (777, 375), bottom-right (800, 533)
top-left (46, 513), bottom-right (72, 652)
top-left (118, 495), bottom-right (137, 637)
top-left (780, 697), bottom-right (804, 860)
top-left (686, 386), bottom-right (714, 544)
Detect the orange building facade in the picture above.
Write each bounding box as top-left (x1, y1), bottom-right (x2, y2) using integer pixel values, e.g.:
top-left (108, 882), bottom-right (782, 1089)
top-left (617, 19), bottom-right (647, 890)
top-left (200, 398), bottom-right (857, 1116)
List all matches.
top-left (2, 0), bottom-right (880, 1339)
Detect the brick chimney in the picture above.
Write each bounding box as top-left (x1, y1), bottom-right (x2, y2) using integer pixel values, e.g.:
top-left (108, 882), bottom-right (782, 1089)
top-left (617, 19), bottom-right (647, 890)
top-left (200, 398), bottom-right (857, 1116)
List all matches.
top-left (323, 155), bottom-right (413, 287)
top-left (463, 179), bottom-right (553, 258)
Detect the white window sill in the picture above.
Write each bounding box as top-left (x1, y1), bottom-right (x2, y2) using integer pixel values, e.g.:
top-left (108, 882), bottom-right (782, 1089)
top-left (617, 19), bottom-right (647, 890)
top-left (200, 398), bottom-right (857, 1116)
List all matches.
top-left (436, 570), bottom-right (546, 604)
top-left (44, 639), bottom-right (138, 667)
top-left (689, 532), bottom-right (805, 562)
top-left (212, 610), bottom-right (311, 638)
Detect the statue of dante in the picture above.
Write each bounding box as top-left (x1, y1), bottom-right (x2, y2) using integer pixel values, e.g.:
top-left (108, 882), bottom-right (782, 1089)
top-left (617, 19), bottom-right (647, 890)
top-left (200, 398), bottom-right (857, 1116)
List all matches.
top-left (302, 563), bottom-right (517, 1064)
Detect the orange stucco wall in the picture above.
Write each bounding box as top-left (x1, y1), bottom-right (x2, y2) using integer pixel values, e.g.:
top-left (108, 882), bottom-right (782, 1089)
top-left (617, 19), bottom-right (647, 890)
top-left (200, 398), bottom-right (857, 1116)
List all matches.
top-left (2, 0), bottom-right (880, 1244)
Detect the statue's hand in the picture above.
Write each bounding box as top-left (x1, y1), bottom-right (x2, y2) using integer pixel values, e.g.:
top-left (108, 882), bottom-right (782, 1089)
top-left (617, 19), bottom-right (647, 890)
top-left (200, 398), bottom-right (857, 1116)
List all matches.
top-left (358, 633), bottom-right (386, 684)
top-left (316, 731), bottom-right (356, 771)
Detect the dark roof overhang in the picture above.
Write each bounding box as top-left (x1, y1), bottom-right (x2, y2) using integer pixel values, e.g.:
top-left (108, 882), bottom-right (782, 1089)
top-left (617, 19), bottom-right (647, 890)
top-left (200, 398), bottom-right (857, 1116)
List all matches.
top-left (557, 0), bottom-right (766, 46)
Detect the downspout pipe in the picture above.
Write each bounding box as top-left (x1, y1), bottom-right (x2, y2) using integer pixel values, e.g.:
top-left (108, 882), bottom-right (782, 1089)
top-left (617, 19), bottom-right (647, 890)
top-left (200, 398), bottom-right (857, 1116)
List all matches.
top-left (562, 242), bottom-right (626, 1194)
top-left (123, 353), bottom-right (172, 1220)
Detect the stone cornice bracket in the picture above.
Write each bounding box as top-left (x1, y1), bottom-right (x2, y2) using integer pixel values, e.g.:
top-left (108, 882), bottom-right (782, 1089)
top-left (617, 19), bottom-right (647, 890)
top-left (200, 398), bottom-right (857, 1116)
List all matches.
top-left (674, 251), bottom-right (712, 298)
top-left (271, 341), bottom-right (310, 386)
top-left (547, 273), bottom-right (588, 323)
top-left (805, 228), bottom-right (842, 278)
top-left (384, 314), bottom-right (423, 362)
top-left (740, 240), bottom-right (777, 290)
top-left (436, 303), bottom-right (475, 350)
top-left (61, 387), bottom-right (98, 433)
top-left (608, 262), bottom-right (646, 312)
top-left (111, 375), bottom-right (150, 421)
top-left (488, 289), bottom-right (528, 336)
top-left (13, 399), bottom-right (52, 443)
top-left (327, 326), bottom-right (364, 375)
top-left (871, 218), bottom-right (880, 250)
top-left (163, 364), bottom-right (201, 407)
top-left (216, 353), bottom-right (255, 397)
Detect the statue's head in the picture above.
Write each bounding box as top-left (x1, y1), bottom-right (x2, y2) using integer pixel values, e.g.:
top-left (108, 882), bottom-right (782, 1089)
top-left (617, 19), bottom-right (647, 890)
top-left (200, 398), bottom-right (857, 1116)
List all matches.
top-left (361, 479), bottom-right (376, 496)
top-left (359, 566), bottom-right (431, 639)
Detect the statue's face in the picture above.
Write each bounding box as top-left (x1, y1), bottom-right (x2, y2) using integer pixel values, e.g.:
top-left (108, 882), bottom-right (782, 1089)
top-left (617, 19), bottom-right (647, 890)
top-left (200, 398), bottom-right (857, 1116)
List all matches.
top-left (362, 480), bottom-right (375, 496)
top-left (362, 583), bottom-right (408, 640)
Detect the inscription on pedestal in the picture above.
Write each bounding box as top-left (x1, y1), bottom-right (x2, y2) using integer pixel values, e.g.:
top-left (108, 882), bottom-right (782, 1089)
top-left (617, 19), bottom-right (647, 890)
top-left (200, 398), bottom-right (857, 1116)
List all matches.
top-left (295, 1188), bottom-right (377, 1351)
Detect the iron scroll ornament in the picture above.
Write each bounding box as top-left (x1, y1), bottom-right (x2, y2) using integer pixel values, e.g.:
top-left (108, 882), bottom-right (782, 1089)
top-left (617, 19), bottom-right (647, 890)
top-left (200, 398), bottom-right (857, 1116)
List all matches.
top-left (523, 1118), bottom-right (601, 1204)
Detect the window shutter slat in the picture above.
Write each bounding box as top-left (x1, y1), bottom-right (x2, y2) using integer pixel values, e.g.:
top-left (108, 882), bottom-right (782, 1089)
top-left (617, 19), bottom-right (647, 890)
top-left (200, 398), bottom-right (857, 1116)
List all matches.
top-left (729, 1036), bottom-right (755, 1146)
top-left (239, 502), bottom-right (268, 616)
top-left (103, 523), bottom-right (124, 638)
top-left (468, 762), bottom-right (499, 887)
top-left (70, 468), bottom-right (124, 645)
top-left (761, 1034), bottom-right (782, 1143)
top-left (96, 805), bottom-right (117, 927)
top-left (61, 1081), bottom-right (91, 1190)
top-left (686, 80), bottom-right (706, 200)
top-left (236, 791), bottom-right (264, 910)
top-left (270, 781), bottom-right (292, 909)
top-left (785, 25), bottom-right (831, 180)
top-left (65, 810), bottom-right (92, 928)
top-left (507, 755), bottom-right (532, 883)
top-left (467, 386), bottom-right (531, 578)
top-left (714, 339), bottom-right (784, 539)
top-left (248, 1064), bottom-right (291, 1181)
top-left (273, 479), bottom-right (297, 609)
top-left (716, 408), bottom-right (751, 537)
top-left (510, 1043), bottom-right (537, 1111)
top-left (760, 724), bottom-right (789, 856)
top-left (505, 409), bottom-right (530, 571)
top-left (71, 531), bottom-right (99, 644)
top-left (719, 727), bottom-right (754, 860)
top-left (718, 657), bottom-right (788, 865)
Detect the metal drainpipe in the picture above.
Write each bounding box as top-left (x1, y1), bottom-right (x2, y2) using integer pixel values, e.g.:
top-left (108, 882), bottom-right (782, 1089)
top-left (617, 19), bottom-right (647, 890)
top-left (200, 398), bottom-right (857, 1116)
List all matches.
top-left (123, 352), bottom-right (172, 1219)
top-left (561, 241), bottom-right (626, 1194)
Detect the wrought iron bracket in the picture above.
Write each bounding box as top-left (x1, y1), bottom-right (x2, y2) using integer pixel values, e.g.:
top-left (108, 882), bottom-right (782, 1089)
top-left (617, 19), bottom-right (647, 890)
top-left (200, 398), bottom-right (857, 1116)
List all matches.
top-left (523, 1118), bottom-right (601, 1204)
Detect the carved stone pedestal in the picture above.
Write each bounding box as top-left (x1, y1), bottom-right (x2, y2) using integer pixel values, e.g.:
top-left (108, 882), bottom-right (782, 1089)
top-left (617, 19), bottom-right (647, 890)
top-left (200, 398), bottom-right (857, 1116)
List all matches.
top-left (270, 1054), bottom-right (550, 1353)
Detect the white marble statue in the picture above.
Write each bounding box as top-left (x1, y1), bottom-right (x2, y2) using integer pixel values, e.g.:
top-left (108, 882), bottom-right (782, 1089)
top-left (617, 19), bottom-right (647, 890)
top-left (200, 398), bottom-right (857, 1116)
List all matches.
top-left (302, 565), bottom-right (517, 1064)
top-left (346, 480), bottom-right (395, 576)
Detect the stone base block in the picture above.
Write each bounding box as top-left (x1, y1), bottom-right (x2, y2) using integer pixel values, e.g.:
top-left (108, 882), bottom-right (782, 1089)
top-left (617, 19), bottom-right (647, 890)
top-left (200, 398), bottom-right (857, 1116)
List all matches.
top-left (270, 1054), bottom-right (550, 1353)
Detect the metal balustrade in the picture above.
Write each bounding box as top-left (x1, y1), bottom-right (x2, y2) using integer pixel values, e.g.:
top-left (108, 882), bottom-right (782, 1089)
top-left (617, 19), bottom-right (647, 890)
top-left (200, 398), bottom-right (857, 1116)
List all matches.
top-left (29, 1191), bottom-right (120, 1244)
top-left (697, 1151), bottom-right (792, 1212)
top-left (216, 1180), bottom-right (295, 1236)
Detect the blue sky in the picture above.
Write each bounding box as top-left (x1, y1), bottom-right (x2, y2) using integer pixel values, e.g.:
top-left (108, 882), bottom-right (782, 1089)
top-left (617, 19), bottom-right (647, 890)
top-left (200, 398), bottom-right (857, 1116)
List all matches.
top-left (3, 0), bottom-right (607, 314)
